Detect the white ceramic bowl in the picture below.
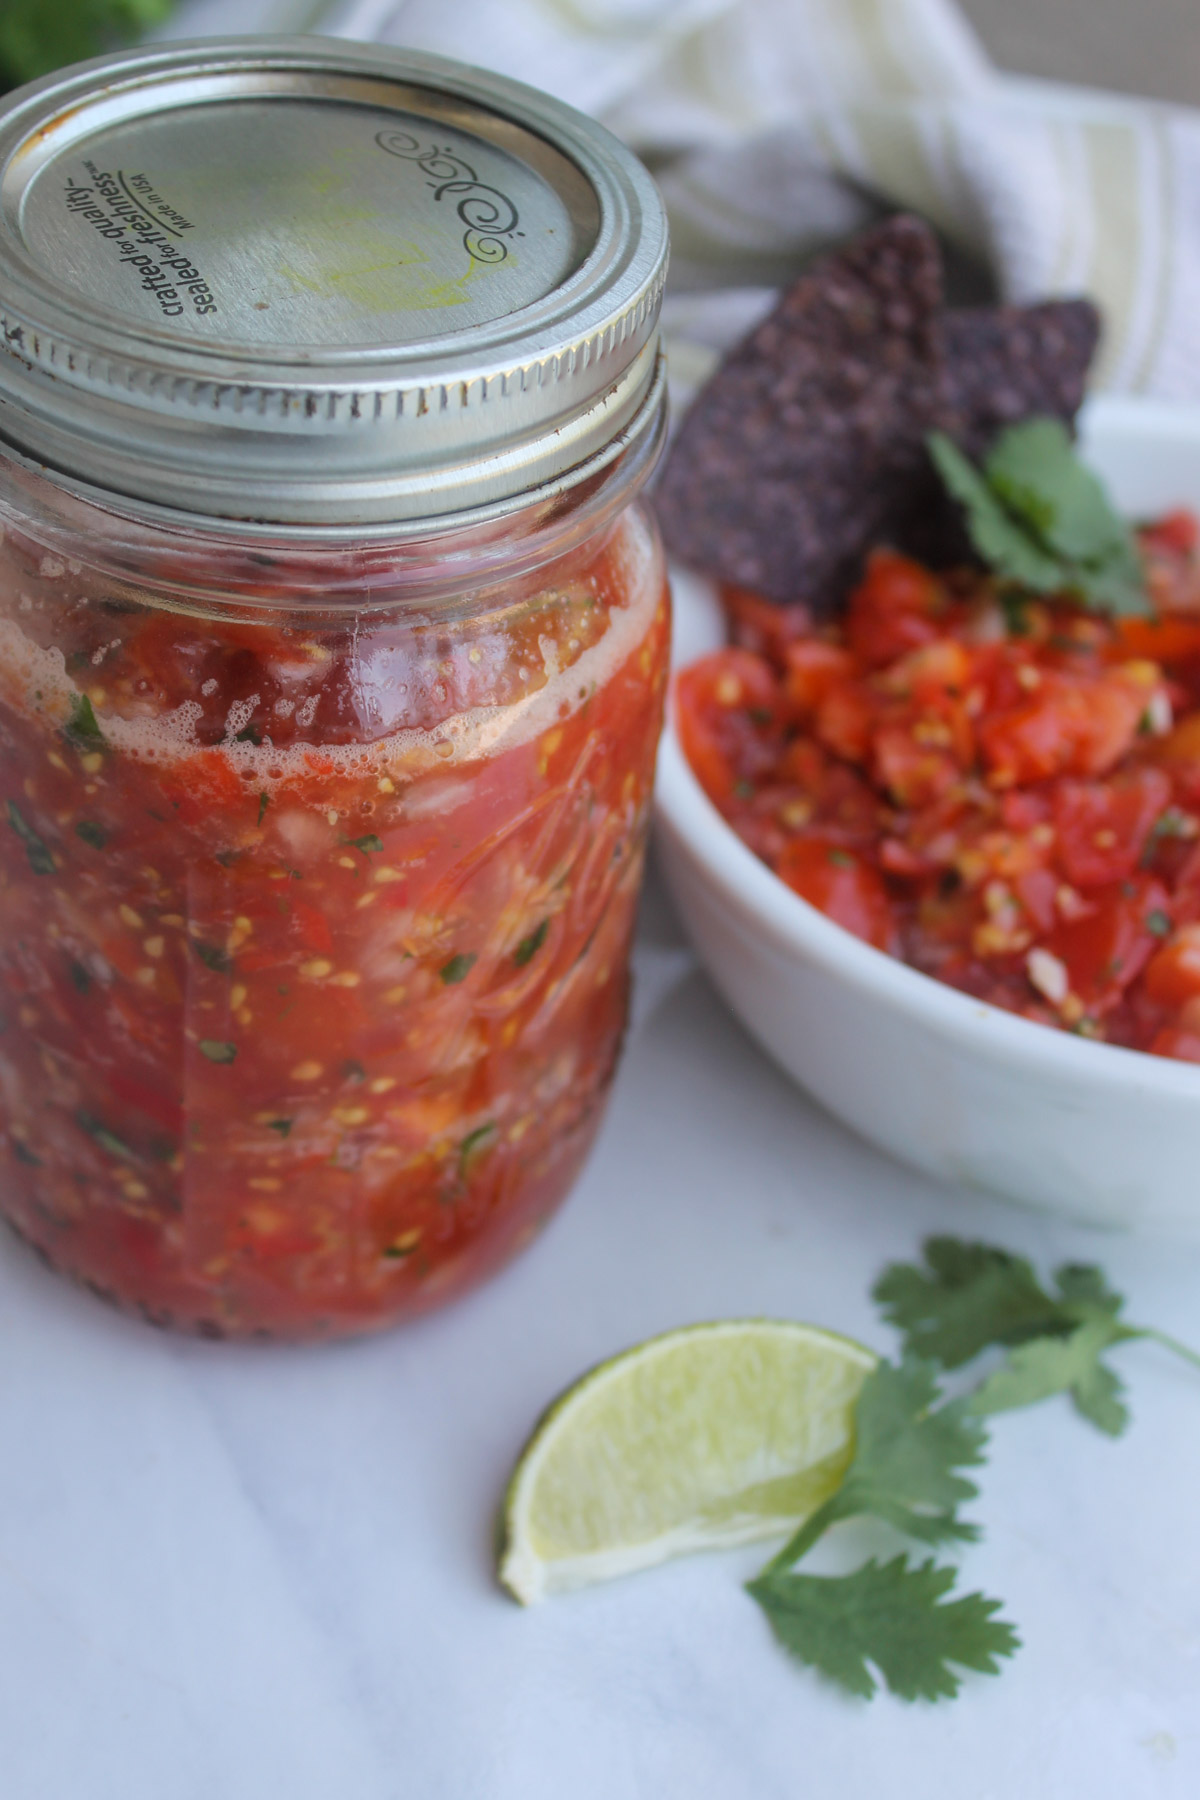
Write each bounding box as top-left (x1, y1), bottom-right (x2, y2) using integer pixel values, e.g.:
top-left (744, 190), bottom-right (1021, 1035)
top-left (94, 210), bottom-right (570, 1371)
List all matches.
top-left (655, 396), bottom-right (1200, 1234)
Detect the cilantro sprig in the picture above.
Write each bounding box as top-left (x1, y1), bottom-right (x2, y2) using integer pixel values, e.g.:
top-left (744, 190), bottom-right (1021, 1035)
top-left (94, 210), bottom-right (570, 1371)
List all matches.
top-left (743, 1235), bottom-right (1199, 1704)
top-left (749, 1555), bottom-right (1016, 1704)
top-left (874, 1235), bottom-right (1200, 1436)
top-left (747, 1357), bottom-right (1015, 1702)
top-left (927, 418), bottom-right (1150, 618)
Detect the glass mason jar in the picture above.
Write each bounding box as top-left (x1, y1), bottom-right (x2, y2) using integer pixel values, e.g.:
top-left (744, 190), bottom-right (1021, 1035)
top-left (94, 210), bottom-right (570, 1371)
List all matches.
top-left (0, 39), bottom-right (670, 1338)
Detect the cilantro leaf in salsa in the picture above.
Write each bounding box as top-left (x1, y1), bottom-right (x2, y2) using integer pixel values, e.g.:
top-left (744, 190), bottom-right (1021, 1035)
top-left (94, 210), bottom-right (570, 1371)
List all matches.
top-left (927, 419), bottom-right (1150, 618)
top-left (7, 799), bottom-right (55, 875)
top-left (193, 941), bottom-right (233, 976)
top-left (514, 919), bottom-right (549, 966)
top-left (197, 1039), bottom-right (237, 1064)
top-left (63, 692), bottom-right (106, 753)
top-left (440, 952), bottom-right (477, 985)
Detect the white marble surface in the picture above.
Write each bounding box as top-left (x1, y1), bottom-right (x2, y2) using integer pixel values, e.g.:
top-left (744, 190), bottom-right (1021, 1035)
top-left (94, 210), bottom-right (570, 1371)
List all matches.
top-left (1, 858), bottom-right (1198, 1799)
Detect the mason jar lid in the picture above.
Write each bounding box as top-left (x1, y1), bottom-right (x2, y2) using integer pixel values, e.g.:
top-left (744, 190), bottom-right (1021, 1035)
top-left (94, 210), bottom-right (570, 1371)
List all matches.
top-left (0, 37), bottom-right (668, 529)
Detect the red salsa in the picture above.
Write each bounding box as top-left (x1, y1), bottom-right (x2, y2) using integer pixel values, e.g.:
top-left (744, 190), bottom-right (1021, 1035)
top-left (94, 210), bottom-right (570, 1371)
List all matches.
top-left (677, 513), bottom-right (1200, 1062)
top-left (0, 508), bottom-right (668, 1337)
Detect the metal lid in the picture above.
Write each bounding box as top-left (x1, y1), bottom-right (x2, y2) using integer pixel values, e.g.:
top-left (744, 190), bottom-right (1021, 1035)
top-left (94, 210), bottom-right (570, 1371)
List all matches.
top-left (0, 37), bottom-right (668, 528)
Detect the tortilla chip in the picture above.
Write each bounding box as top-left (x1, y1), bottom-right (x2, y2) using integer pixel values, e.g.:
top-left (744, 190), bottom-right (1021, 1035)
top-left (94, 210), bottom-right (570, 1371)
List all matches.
top-left (657, 216), bottom-right (1101, 611)
top-left (939, 299), bottom-right (1100, 459)
top-left (655, 215), bottom-right (945, 608)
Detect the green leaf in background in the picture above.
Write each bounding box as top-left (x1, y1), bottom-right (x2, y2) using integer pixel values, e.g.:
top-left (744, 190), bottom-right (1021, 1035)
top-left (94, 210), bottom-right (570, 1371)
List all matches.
top-left (749, 1556), bottom-right (1019, 1703)
top-left (0, 0), bottom-right (175, 93)
top-left (927, 419), bottom-right (1151, 618)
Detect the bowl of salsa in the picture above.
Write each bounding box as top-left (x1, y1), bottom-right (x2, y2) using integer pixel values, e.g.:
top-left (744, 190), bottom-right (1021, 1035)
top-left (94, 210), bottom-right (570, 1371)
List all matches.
top-left (656, 397), bottom-right (1200, 1233)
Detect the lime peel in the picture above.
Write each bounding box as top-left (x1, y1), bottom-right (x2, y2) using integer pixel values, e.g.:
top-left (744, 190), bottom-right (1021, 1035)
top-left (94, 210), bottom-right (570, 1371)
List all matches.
top-left (499, 1318), bottom-right (876, 1605)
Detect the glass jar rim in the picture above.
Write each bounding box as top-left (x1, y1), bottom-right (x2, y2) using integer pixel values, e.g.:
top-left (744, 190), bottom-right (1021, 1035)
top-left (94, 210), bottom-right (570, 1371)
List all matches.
top-left (0, 360), bottom-right (666, 619)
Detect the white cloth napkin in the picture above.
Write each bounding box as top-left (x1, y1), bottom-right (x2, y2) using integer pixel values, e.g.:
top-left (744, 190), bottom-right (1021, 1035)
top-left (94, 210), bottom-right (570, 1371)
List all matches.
top-left (166, 0), bottom-right (1200, 401)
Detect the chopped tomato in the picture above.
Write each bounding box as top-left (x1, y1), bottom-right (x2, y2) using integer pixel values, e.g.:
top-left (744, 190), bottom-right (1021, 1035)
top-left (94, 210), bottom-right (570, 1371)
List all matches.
top-left (845, 550), bottom-right (948, 668)
top-left (674, 648), bottom-right (784, 806)
top-left (1048, 875), bottom-right (1169, 1016)
top-left (776, 838), bottom-right (895, 951)
top-left (1053, 768), bottom-right (1171, 887)
top-left (677, 508), bottom-right (1200, 1062)
top-left (1144, 922), bottom-right (1200, 1007)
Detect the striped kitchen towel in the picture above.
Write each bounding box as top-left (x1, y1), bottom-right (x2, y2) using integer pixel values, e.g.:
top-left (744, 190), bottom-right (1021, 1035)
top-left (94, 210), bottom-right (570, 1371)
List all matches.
top-left (166, 0), bottom-right (1200, 400)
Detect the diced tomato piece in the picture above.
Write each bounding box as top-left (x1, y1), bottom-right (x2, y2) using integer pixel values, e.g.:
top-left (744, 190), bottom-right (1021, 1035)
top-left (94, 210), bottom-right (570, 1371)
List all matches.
top-left (1113, 614), bottom-right (1200, 664)
top-left (783, 640), bottom-right (857, 716)
top-left (1158, 711), bottom-right (1200, 768)
top-left (160, 747), bottom-right (247, 822)
top-left (845, 551), bottom-right (948, 668)
top-left (1048, 874), bottom-right (1170, 1014)
top-left (775, 838), bottom-right (895, 951)
top-left (815, 681), bottom-right (874, 763)
top-left (1139, 510), bottom-right (1199, 557)
top-left (1052, 767), bottom-right (1171, 888)
top-left (1144, 921), bottom-right (1200, 1007)
top-left (884, 637), bottom-right (973, 699)
top-left (289, 899), bottom-right (335, 956)
top-left (1013, 865), bottom-right (1059, 933)
top-left (674, 650), bottom-right (784, 807)
top-left (871, 723), bottom-right (960, 808)
top-left (1149, 1026), bottom-right (1200, 1062)
top-left (979, 672), bottom-right (1144, 784)
top-left (721, 586), bottom-right (813, 660)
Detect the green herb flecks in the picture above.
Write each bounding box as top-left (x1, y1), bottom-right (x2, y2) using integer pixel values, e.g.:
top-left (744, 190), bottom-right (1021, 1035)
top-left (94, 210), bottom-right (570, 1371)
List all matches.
top-left (440, 952), bottom-right (477, 986)
top-left (67, 958), bottom-right (92, 995)
top-left (234, 723), bottom-right (261, 746)
top-left (458, 1122), bottom-right (496, 1173)
top-left (927, 419), bottom-right (1150, 619)
top-left (343, 833), bottom-right (384, 858)
top-left (63, 692), bottom-right (106, 753)
top-left (1146, 908), bottom-right (1173, 939)
top-left (197, 1039), bottom-right (237, 1065)
top-left (514, 920), bottom-right (550, 967)
top-left (193, 940), bottom-right (233, 976)
top-left (76, 1110), bottom-right (138, 1162)
top-left (12, 1139), bottom-right (42, 1167)
top-left (266, 1118), bottom-right (293, 1138)
top-left (75, 820), bottom-right (109, 850)
top-left (257, 792), bottom-right (270, 827)
top-left (7, 799), bottom-right (55, 874)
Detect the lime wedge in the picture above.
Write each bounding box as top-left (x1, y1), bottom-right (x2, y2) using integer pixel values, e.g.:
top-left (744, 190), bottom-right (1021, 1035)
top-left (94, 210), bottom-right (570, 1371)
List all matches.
top-left (499, 1319), bottom-right (876, 1604)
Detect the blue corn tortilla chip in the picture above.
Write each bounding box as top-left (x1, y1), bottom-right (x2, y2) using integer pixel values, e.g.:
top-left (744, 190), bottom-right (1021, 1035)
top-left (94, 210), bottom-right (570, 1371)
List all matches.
top-left (656, 216), bottom-right (1100, 612)
top-left (656, 215), bottom-right (945, 609)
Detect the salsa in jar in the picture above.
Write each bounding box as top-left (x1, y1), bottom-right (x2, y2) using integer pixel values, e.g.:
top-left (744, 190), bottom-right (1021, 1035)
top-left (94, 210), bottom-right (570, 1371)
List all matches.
top-left (0, 40), bottom-right (670, 1336)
